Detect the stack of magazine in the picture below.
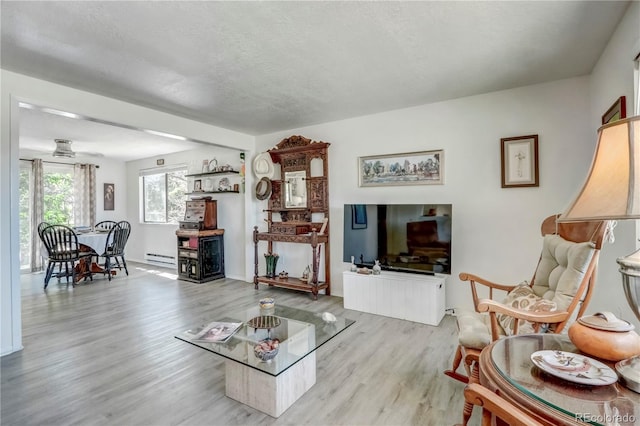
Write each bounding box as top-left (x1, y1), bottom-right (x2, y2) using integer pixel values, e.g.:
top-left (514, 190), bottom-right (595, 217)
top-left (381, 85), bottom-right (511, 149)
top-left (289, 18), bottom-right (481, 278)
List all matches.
top-left (191, 321), bottom-right (243, 343)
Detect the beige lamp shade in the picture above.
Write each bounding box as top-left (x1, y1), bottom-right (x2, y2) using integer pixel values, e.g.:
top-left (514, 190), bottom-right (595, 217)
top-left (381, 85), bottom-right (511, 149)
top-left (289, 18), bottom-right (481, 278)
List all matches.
top-left (560, 115), bottom-right (640, 222)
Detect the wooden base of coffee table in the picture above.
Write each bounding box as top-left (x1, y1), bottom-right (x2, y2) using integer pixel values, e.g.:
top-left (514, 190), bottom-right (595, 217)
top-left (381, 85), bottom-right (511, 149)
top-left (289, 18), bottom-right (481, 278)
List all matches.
top-left (224, 352), bottom-right (316, 417)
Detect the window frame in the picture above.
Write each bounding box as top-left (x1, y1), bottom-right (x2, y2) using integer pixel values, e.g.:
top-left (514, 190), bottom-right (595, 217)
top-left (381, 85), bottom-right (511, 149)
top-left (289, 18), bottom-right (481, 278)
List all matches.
top-left (140, 165), bottom-right (187, 224)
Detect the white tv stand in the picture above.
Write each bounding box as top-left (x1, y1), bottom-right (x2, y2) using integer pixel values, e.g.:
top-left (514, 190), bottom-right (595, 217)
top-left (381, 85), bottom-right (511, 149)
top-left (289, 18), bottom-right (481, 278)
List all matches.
top-left (342, 270), bottom-right (446, 326)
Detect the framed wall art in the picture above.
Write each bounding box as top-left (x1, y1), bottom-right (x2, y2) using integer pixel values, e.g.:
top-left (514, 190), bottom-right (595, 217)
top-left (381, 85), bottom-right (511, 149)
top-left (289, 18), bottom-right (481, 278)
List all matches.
top-left (500, 135), bottom-right (539, 188)
top-left (358, 149), bottom-right (444, 187)
top-left (601, 96), bottom-right (626, 124)
top-left (104, 183), bottom-right (115, 211)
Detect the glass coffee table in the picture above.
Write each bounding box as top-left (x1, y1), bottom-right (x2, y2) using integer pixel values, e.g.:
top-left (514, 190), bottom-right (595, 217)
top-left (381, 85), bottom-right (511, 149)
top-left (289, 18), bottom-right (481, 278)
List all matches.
top-left (176, 304), bottom-right (354, 417)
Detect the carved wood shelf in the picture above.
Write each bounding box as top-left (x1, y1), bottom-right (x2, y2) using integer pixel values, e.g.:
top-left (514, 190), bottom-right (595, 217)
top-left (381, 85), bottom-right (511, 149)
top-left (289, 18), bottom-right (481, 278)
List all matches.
top-left (252, 135), bottom-right (331, 299)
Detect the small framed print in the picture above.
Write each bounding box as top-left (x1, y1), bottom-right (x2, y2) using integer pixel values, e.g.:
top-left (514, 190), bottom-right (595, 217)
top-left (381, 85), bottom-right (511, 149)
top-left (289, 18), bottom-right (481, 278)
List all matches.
top-left (601, 96), bottom-right (626, 125)
top-left (104, 183), bottom-right (115, 210)
top-left (193, 179), bottom-right (202, 192)
top-left (501, 135), bottom-right (539, 188)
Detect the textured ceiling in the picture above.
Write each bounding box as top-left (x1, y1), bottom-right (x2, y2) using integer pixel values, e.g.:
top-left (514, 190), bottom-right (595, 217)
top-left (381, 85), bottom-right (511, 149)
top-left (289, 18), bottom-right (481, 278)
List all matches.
top-left (1, 1), bottom-right (630, 160)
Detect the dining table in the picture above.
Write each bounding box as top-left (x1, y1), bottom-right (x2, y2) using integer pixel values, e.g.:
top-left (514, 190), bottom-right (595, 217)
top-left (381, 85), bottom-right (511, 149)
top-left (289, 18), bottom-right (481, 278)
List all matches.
top-left (75, 231), bottom-right (115, 281)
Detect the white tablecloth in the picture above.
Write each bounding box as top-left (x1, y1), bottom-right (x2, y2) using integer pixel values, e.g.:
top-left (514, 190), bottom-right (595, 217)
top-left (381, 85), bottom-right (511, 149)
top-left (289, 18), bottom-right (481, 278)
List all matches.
top-left (77, 232), bottom-right (112, 253)
top-left (40, 232), bottom-right (112, 258)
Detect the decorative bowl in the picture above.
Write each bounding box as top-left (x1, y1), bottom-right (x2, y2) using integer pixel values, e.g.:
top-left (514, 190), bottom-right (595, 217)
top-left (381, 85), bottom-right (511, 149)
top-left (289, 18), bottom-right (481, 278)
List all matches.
top-left (254, 338), bottom-right (280, 362)
top-left (616, 355), bottom-right (640, 393)
top-left (259, 298), bottom-right (275, 310)
top-left (322, 312), bottom-right (336, 323)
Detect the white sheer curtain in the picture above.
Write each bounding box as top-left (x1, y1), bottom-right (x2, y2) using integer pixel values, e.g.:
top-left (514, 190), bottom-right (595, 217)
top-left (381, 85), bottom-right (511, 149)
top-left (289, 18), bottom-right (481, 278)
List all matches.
top-left (74, 164), bottom-right (96, 227)
top-left (30, 159), bottom-right (44, 271)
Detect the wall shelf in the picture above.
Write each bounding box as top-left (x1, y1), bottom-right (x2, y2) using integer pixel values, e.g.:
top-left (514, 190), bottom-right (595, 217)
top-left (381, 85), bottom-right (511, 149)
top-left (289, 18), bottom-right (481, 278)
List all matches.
top-left (186, 191), bottom-right (240, 196)
top-left (185, 170), bottom-right (240, 178)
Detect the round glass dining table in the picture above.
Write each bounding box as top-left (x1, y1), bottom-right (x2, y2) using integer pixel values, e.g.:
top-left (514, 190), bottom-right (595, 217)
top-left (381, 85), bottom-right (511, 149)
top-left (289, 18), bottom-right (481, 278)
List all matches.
top-left (479, 334), bottom-right (639, 426)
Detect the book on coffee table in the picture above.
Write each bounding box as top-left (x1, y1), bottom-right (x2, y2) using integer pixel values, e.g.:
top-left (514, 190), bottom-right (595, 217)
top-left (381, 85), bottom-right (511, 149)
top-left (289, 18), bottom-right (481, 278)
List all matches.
top-left (191, 321), bottom-right (243, 343)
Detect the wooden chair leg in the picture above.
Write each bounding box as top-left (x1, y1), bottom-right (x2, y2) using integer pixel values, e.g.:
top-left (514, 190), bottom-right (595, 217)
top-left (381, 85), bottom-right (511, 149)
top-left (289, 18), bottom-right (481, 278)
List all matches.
top-left (44, 262), bottom-right (54, 289)
top-left (444, 345), bottom-right (470, 383)
top-left (461, 361), bottom-right (481, 426)
top-left (121, 256), bottom-right (128, 275)
top-left (105, 257), bottom-right (112, 281)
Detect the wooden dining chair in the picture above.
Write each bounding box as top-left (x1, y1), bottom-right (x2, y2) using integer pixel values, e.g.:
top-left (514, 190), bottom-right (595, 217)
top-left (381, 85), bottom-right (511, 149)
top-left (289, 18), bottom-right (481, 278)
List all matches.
top-left (94, 220), bottom-right (118, 232)
top-left (37, 221), bottom-right (51, 265)
top-left (98, 221), bottom-right (131, 280)
top-left (40, 224), bottom-right (94, 288)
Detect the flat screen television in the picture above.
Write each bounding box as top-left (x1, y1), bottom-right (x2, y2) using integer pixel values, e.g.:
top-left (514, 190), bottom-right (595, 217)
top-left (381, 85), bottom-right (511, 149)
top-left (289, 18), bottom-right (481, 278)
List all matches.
top-left (343, 204), bottom-right (452, 275)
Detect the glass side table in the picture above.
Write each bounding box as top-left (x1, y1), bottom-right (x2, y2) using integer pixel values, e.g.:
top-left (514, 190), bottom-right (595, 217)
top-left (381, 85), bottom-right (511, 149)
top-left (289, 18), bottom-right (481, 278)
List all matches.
top-left (479, 334), bottom-right (639, 426)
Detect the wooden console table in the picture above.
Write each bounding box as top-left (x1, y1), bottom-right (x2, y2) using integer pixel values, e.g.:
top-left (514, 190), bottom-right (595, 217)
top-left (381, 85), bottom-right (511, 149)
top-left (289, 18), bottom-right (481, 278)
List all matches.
top-left (253, 227), bottom-right (329, 299)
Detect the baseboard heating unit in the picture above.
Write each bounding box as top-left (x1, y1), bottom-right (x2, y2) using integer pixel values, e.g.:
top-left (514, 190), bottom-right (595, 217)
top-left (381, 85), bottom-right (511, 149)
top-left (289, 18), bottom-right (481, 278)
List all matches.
top-left (144, 253), bottom-right (177, 267)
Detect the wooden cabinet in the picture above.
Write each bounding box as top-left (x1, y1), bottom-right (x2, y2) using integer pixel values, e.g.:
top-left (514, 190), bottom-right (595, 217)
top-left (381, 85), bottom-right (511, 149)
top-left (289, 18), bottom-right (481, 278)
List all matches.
top-left (176, 229), bottom-right (225, 283)
top-left (253, 136), bottom-right (330, 299)
top-left (342, 270), bottom-right (446, 326)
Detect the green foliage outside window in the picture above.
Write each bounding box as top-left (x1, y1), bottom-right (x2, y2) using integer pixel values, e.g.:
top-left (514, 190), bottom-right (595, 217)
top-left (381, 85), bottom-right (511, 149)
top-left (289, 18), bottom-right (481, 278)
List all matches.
top-left (19, 167), bottom-right (74, 269)
top-left (143, 169), bottom-right (186, 223)
top-left (43, 173), bottom-right (74, 225)
top-left (19, 168), bottom-right (31, 268)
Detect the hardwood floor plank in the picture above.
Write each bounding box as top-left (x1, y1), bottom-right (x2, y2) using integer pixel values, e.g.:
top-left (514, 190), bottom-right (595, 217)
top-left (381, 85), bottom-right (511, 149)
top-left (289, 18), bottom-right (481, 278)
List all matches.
top-left (2, 262), bottom-right (477, 425)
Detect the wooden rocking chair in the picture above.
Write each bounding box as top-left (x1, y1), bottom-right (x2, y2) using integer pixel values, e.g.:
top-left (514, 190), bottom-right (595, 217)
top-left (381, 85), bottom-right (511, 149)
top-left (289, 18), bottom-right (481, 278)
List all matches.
top-left (445, 214), bottom-right (609, 425)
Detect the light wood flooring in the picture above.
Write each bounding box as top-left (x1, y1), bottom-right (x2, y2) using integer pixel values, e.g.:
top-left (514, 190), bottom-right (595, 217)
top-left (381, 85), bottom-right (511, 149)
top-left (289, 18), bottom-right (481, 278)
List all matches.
top-left (2, 263), bottom-right (477, 425)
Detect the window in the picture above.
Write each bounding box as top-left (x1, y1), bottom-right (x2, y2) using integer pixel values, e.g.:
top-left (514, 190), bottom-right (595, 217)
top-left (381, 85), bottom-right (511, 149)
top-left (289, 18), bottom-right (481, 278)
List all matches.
top-left (19, 161), bottom-right (75, 270)
top-left (43, 165), bottom-right (75, 225)
top-left (141, 167), bottom-right (187, 223)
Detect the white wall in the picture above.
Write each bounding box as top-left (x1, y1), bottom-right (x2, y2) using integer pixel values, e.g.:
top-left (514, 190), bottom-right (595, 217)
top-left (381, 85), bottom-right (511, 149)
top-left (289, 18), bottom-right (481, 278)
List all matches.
top-left (587, 1), bottom-right (640, 329)
top-left (126, 146), bottom-right (248, 280)
top-left (255, 76), bottom-right (594, 310)
top-left (94, 158), bottom-right (128, 223)
top-left (1, 70), bottom-right (254, 356)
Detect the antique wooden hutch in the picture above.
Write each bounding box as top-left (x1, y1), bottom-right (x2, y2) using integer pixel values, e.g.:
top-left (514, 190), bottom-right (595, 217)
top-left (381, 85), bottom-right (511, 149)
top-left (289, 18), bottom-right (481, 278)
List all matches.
top-left (253, 135), bottom-right (330, 299)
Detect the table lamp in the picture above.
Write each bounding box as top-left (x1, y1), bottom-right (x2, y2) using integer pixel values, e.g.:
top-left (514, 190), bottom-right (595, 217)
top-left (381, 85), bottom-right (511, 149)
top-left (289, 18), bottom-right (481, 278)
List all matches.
top-left (559, 115), bottom-right (640, 323)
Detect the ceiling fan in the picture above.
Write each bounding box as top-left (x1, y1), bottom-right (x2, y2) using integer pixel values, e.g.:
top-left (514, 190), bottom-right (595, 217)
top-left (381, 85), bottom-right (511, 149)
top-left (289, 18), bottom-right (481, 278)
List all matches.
top-left (51, 139), bottom-right (103, 158)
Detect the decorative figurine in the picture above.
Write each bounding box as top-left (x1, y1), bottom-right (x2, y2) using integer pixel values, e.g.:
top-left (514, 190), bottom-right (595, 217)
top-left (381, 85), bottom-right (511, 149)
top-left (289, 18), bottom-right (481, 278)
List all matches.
top-left (373, 260), bottom-right (381, 275)
top-left (302, 265), bottom-right (311, 282)
top-left (350, 255), bottom-right (357, 272)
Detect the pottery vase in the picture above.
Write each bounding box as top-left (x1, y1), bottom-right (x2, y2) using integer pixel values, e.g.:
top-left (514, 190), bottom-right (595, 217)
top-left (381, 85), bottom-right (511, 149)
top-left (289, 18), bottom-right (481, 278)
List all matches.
top-left (264, 254), bottom-right (279, 278)
top-left (568, 312), bottom-right (640, 361)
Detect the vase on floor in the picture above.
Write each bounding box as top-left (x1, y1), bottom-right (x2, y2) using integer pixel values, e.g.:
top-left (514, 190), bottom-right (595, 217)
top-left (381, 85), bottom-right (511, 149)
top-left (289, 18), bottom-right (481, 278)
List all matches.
top-left (264, 253), bottom-right (279, 278)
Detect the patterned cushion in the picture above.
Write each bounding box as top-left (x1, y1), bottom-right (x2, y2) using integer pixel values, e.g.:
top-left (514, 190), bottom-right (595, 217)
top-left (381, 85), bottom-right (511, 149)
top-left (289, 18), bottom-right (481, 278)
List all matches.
top-left (497, 283), bottom-right (558, 335)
